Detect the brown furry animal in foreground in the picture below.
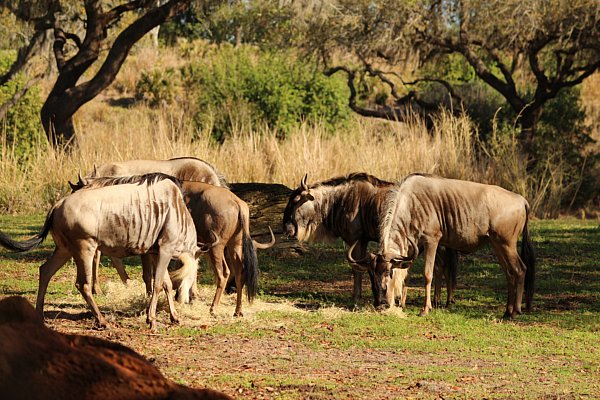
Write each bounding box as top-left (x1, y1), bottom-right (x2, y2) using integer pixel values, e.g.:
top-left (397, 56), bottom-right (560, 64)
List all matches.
top-left (0, 296), bottom-right (233, 400)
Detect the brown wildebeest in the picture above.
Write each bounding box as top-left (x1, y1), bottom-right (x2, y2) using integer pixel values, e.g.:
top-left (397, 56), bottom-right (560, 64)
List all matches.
top-left (282, 173), bottom-right (458, 309)
top-left (78, 156), bottom-right (228, 295)
top-left (0, 296), bottom-right (233, 400)
top-left (0, 173), bottom-right (205, 330)
top-left (373, 173), bottom-right (536, 319)
top-left (171, 182), bottom-right (275, 316)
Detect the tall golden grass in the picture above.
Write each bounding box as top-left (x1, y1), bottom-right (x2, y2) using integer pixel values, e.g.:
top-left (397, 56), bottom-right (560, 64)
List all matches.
top-left (0, 97), bottom-right (546, 214)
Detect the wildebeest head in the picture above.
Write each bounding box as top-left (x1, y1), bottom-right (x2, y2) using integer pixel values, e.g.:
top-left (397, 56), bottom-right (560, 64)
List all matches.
top-left (282, 174), bottom-right (317, 241)
top-left (351, 233), bottom-right (417, 310)
top-left (68, 172), bottom-right (88, 193)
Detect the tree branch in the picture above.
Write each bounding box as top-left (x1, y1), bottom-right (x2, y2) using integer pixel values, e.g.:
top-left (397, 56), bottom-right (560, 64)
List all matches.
top-left (68, 0), bottom-right (190, 108)
top-left (0, 29), bottom-right (47, 86)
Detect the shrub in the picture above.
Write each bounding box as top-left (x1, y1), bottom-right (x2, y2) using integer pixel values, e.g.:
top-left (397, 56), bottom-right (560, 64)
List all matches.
top-left (135, 68), bottom-right (177, 107)
top-left (180, 44), bottom-right (350, 141)
top-left (0, 50), bottom-right (44, 161)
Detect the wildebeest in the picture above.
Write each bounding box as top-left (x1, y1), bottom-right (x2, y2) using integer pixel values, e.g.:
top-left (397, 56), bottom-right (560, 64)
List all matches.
top-left (0, 296), bottom-right (233, 400)
top-left (373, 173), bottom-right (535, 318)
top-left (77, 157), bottom-right (228, 295)
top-left (172, 182), bottom-right (275, 316)
top-left (283, 172), bottom-right (443, 308)
top-left (0, 173), bottom-right (205, 329)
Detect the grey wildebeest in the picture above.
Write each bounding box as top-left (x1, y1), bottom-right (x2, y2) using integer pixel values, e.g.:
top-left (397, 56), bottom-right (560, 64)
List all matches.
top-left (77, 156), bottom-right (228, 295)
top-left (171, 181), bottom-right (275, 316)
top-left (373, 173), bottom-right (535, 319)
top-left (0, 296), bottom-right (233, 400)
top-left (0, 173), bottom-right (205, 329)
top-left (283, 172), bottom-right (457, 309)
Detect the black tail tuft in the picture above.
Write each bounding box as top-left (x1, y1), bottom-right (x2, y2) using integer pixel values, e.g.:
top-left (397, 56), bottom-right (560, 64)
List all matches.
top-left (521, 205), bottom-right (536, 311)
top-left (242, 233), bottom-right (259, 303)
top-left (0, 209), bottom-right (54, 252)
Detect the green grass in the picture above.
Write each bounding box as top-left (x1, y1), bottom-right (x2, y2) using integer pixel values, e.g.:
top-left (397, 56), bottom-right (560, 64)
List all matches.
top-left (0, 215), bottom-right (599, 398)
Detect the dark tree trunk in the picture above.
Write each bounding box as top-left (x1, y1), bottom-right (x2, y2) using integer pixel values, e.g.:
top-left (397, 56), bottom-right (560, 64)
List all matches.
top-left (518, 106), bottom-right (543, 165)
top-left (40, 0), bottom-right (191, 148)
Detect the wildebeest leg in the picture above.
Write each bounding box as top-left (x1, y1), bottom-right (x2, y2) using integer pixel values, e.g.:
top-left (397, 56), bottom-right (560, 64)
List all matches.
top-left (140, 253), bottom-right (154, 296)
top-left (208, 245), bottom-right (229, 316)
top-left (444, 249), bottom-right (458, 307)
top-left (72, 249), bottom-right (107, 328)
top-left (228, 246), bottom-right (245, 317)
top-left (349, 241), bottom-right (368, 307)
top-left (420, 241), bottom-right (440, 316)
top-left (92, 250), bottom-right (102, 295)
top-left (491, 240), bottom-right (518, 319)
top-left (111, 257), bottom-right (130, 286)
top-left (160, 269), bottom-right (179, 325)
top-left (146, 250), bottom-right (171, 331)
top-left (36, 247), bottom-right (71, 322)
top-left (433, 257), bottom-right (444, 308)
top-left (491, 240), bottom-right (525, 319)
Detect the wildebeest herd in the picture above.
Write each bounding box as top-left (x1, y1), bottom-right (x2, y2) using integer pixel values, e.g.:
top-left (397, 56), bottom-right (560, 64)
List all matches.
top-left (0, 156), bottom-right (536, 330)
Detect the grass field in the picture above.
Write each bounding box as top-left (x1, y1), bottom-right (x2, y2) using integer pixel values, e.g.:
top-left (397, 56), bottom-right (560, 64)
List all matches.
top-left (0, 214), bottom-right (599, 399)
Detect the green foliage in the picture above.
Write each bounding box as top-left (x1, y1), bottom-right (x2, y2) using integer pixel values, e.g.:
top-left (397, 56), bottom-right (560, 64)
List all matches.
top-left (135, 68), bottom-right (177, 107)
top-left (180, 45), bottom-right (350, 141)
top-left (0, 50), bottom-right (43, 160)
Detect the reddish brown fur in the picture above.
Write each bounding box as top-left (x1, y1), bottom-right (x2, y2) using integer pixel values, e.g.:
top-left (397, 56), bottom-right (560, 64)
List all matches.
top-left (0, 296), bottom-right (232, 400)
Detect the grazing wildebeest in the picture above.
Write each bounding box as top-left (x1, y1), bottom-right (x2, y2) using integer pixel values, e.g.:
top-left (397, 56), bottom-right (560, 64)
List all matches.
top-left (282, 172), bottom-right (456, 309)
top-left (0, 173), bottom-right (204, 329)
top-left (171, 182), bottom-right (275, 316)
top-left (345, 246), bottom-right (410, 308)
top-left (78, 157), bottom-right (228, 295)
top-left (0, 296), bottom-right (233, 400)
top-left (373, 173), bottom-right (536, 318)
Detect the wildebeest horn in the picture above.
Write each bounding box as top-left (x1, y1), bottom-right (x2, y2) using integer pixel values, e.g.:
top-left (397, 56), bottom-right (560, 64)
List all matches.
top-left (300, 173), bottom-right (309, 191)
top-left (346, 241), bottom-right (371, 266)
top-left (77, 171), bottom-right (87, 186)
top-left (198, 230), bottom-right (220, 252)
top-left (253, 226), bottom-right (276, 250)
top-left (92, 164), bottom-right (98, 177)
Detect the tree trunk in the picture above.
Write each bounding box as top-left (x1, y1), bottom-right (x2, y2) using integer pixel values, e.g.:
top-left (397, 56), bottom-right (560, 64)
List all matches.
top-left (518, 106), bottom-right (543, 166)
top-left (39, 0), bottom-right (190, 148)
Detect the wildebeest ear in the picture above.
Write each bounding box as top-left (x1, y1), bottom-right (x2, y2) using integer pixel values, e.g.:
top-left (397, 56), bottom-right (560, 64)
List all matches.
top-left (300, 173), bottom-right (309, 191)
top-left (92, 164), bottom-right (98, 177)
top-left (306, 192), bottom-right (314, 201)
top-left (68, 181), bottom-right (78, 192)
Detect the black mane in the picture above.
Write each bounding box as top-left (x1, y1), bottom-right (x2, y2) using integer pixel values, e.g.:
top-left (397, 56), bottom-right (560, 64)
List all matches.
top-left (314, 172), bottom-right (394, 189)
top-left (72, 172), bottom-right (181, 192)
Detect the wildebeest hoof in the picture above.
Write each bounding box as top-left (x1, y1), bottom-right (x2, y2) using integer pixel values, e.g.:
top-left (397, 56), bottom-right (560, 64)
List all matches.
top-left (93, 320), bottom-right (109, 330)
top-left (170, 317), bottom-right (180, 325)
top-left (502, 311), bottom-right (513, 320)
top-left (419, 309), bottom-right (430, 317)
top-left (233, 311), bottom-right (243, 317)
top-left (375, 304), bottom-right (390, 312)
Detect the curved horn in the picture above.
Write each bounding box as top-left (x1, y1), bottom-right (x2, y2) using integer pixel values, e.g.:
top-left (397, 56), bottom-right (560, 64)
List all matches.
top-left (198, 230), bottom-right (220, 253)
top-left (300, 173), bottom-right (309, 191)
top-left (253, 226), bottom-right (276, 250)
top-left (346, 241), bottom-right (371, 266)
top-left (77, 170), bottom-right (88, 187)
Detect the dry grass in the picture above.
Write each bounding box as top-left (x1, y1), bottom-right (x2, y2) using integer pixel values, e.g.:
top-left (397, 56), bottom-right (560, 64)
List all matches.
top-left (0, 96), bottom-right (578, 216)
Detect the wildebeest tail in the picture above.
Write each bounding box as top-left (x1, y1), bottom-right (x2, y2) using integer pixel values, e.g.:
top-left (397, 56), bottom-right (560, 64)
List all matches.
top-left (443, 248), bottom-right (458, 292)
top-left (0, 209), bottom-right (54, 252)
top-left (521, 203), bottom-right (536, 311)
top-left (240, 213), bottom-right (259, 303)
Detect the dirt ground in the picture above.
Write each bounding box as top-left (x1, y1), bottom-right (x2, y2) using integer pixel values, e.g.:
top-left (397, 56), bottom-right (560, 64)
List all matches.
top-left (39, 278), bottom-right (536, 400)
